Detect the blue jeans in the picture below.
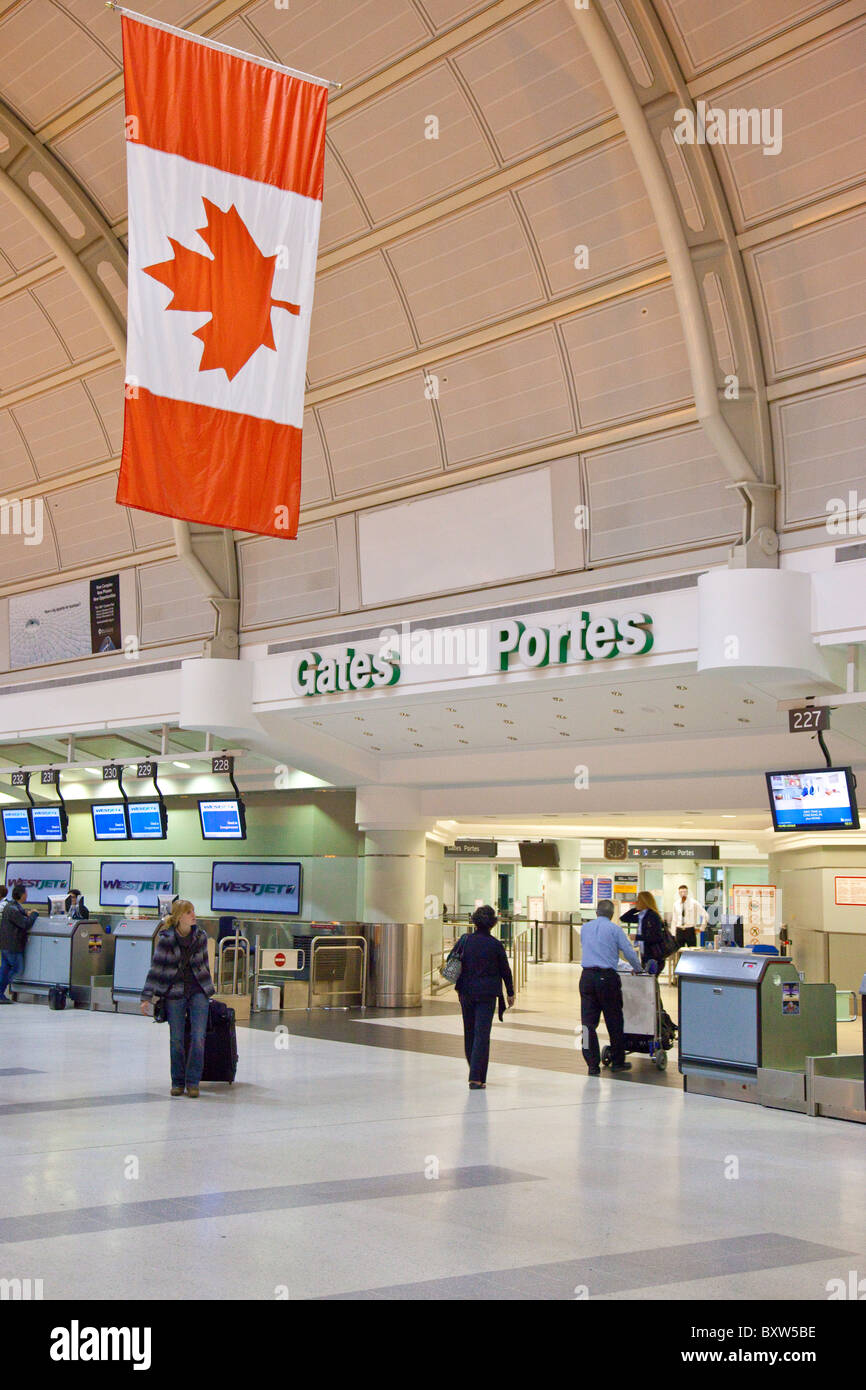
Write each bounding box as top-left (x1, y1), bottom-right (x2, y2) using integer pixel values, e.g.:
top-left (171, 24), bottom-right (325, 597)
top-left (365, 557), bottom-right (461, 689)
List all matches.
top-left (165, 991), bottom-right (209, 1087)
top-left (0, 951), bottom-right (24, 998)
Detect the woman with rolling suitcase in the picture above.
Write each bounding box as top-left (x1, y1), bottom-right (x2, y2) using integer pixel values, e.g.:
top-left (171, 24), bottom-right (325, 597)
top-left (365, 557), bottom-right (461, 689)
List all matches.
top-left (140, 899), bottom-right (215, 1097)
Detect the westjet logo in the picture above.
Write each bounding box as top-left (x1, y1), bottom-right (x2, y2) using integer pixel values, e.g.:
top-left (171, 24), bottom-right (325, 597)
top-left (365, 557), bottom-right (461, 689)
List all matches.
top-left (214, 881), bottom-right (296, 896)
top-left (102, 879), bottom-right (170, 892)
top-left (50, 1321), bottom-right (151, 1370)
top-left (9, 878), bottom-right (67, 891)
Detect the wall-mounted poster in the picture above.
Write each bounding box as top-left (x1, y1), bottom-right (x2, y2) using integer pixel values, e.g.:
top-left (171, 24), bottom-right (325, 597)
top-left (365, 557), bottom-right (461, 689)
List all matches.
top-left (579, 875), bottom-right (594, 905)
top-left (9, 575), bottom-right (121, 669)
top-left (731, 884), bottom-right (777, 928)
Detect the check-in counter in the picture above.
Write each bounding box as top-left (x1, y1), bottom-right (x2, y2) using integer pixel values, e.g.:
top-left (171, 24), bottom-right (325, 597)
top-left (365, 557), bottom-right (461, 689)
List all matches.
top-left (676, 948), bottom-right (836, 1112)
top-left (111, 918), bottom-right (165, 1011)
top-left (14, 914), bottom-right (116, 1007)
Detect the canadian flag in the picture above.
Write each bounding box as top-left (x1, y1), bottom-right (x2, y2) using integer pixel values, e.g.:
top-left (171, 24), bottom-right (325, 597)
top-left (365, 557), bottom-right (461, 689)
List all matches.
top-left (116, 15), bottom-right (328, 538)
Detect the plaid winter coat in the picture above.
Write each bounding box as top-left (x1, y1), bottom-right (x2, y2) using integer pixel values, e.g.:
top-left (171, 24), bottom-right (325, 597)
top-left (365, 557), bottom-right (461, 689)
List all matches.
top-left (141, 925), bottom-right (215, 1001)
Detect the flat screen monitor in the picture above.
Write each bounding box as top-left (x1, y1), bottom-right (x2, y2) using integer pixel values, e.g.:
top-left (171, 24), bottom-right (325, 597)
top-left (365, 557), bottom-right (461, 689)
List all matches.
top-left (766, 767), bottom-right (859, 831)
top-left (92, 802), bottom-right (129, 841)
top-left (199, 798), bottom-right (246, 840)
top-left (518, 840), bottom-right (560, 867)
top-left (211, 861), bottom-right (302, 916)
top-left (4, 860), bottom-right (72, 906)
top-left (128, 800), bottom-right (167, 840)
top-left (99, 861), bottom-right (174, 909)
top-left (2, 807), bottom-right (32, 842)
top-left (32, 805), bottom-right (66, 842)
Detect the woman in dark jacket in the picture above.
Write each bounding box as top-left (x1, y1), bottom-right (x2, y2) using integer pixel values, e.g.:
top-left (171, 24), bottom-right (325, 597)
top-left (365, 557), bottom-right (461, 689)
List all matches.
top-left (621, 892), bottom-right (666, 974)
top-left (140, 900), bottom-right (215, 1097)
top-left (447, 904), bottom-right (514, 1089)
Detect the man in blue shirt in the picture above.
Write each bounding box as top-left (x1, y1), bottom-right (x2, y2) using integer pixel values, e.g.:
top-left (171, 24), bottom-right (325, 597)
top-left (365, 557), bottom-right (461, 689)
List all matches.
top-left (579, 899), bottom-right (643, 1075)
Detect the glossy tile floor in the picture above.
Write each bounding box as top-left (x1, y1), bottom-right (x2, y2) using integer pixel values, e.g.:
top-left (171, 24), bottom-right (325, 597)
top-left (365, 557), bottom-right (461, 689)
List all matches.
top-left (1, 976), bottom-right (864, 1301)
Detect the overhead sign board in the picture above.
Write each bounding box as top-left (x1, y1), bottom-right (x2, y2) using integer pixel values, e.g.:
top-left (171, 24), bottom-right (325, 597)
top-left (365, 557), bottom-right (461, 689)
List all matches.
top-left (788, 707), bottom-right (829, 732)
top-left (444, 839), bottom-right (498, 858)
top-left (628, 843), bottom-right (719, 860)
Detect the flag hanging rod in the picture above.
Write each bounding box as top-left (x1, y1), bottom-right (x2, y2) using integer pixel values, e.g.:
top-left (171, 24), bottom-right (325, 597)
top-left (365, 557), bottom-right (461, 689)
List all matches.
top-left (104, 2), bottom-right (341, 90)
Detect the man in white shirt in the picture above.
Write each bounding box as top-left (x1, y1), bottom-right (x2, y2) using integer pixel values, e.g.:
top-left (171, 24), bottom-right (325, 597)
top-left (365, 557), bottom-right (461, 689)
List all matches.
top-left (671, 884), bottom-right (707, 947)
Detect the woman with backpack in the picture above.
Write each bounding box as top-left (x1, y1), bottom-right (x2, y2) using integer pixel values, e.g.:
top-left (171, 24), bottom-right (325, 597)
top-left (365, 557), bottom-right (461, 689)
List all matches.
top-left (445, 904), bottom-right (514, 1089)
top-left (620, 891), bottom-right (667, 975)
top-left (140, 899), bottom-right (215, 1097)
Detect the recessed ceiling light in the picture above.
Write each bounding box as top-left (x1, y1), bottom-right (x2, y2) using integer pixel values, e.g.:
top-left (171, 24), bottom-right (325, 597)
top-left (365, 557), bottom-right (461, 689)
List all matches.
top-left (743, 699), bottom-right (755, 705)
top-left (612, 708), bottom-right (623, 714)
top-left (722, 814), bottom-right (736, 819)
top-left (674, 704), bottom-right (684, 709)
top-left (86, 767), bottom-right (100, 776)
top-left (400, 713), bottom-right (409, 718)
top-left (674, 722), bottom-right (684, 728)
top-left (503, 720), bottom-right (514, 725)
top-left (507, 736), bottom-right (517, 742)
top-left (408, 727), bottom-right (418, 733)
top-left (611, 690), bottom-right (622, 696)
top-left (676, 685), bottom-right (688, 691)
top-left (556, 715), bottom-right (567, 720)
top-left (614, 726), bottom-right (625, 732)
top-left (173, 761), bottom-right (190, 769)
top-left (552, 697), bottom-right (564, 703)
top-left (496, 702), bottom-right (507, 708)
top-left (354, 715), bottom-right (364, 721)
top-left (738, 717), bottom-right (750, 724)
top-left (413, 742), bottom-right (423, 748)
top-left (363, 732), bottom-right (373, 737)
top-left (453, 724), bottom-right (464, 729)
top-left (458, 739), bottom-right (468, 744)
top-left (559, 731), bottom-right (570, 736)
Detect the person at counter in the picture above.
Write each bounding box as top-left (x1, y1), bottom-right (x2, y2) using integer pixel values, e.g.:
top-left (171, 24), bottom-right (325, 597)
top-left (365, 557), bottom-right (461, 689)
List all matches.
top-left (579, 899), bottom-right (643, 1075)
top-left (0, 886), bottom-right (37, 1004)
top-left (65, 890), bottom-right (89, 921)
top-left (670, 884), bottom-right (706, 947)
top-left (620, 892), bottom-right (666, 974)
top-left (139, 900), bottom-right (215, 1098)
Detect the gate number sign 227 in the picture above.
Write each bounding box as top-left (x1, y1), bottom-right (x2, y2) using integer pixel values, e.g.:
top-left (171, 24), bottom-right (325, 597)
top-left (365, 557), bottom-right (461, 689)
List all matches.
top-left (788, 707), bottom-right (829, 732)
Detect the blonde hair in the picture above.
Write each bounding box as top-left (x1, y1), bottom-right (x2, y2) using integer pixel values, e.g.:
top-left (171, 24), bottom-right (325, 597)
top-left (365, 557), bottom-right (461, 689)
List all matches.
top-left (165, 899), bottom-right (195, 931)
top-left (636, 891), bottom-right (658, 913)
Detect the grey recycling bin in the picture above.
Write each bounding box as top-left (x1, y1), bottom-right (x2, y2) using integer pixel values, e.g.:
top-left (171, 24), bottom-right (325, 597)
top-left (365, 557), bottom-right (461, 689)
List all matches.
top-left (362, 922), bottom-right (422, 1008)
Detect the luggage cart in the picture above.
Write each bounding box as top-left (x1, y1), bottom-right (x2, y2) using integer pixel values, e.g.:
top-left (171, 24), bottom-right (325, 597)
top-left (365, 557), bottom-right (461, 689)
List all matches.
top-left (601, 970), bottom-right (677, 1072)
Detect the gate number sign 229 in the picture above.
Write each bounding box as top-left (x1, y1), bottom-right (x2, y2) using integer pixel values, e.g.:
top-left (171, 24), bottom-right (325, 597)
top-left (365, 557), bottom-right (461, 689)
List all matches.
top-left (788, 707), bottom-right (829, 732)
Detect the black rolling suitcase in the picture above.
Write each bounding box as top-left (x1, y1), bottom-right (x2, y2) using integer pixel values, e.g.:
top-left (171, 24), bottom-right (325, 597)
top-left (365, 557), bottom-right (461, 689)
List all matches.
top-left (185, 999), bottom-right (238, 1084)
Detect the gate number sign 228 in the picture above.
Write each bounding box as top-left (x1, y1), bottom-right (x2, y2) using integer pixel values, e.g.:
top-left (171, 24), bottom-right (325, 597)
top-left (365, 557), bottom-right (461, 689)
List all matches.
top-left (788, 707), bottom-right (829, 732)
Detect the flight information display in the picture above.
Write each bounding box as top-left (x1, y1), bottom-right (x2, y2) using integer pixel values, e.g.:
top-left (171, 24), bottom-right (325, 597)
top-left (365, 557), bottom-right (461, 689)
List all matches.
top-left (2, 807), bottom-right (32, 842)
top-left (32, 805), bottom-right (66, 841)
top-left (128, 801), bottom-right (166, 840)
top-left (92, 802), bottom-right (129, 840)
top-left (198, 798), bottom-right (246, 840)
top-left (766, 767), bottom-right (859, 831)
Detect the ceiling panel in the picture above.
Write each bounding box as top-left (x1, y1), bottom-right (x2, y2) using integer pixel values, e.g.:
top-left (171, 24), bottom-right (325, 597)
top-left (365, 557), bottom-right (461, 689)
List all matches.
top-left (12, 380), bottom-right (109, 478)
top-left (654, 0), bottom-right (837, 77)
top-left (436, 326), bottom-right (573, 467)
top-left (306, 250), bottom-right (415, 384)
top-left (453, 0), bottom-right (613, 162)
top-left (50, 96), bottom-right (127, 224)
top-left (319, 142), bottom-right (371, 251)
top-left (0, 520), bottom-right (60, 585)
top-left (65, 0), bottom-right (207, 66)
top-left (239, 520), bottom-right (339, 627)
top-left (128, 504), bottom-right (174, 552)
top-left (244, 0), bottom-right (431, 90)
top-left (0, 195), bottom-right (53, 276)
top-left (299, 410), bottom-right (333, 507)
top-left (0, 410), bottom-right (37, 490)
top-left (318, 372), bottom-right (442, 496)
top-left (83, 364), bottom-right (124, 454)
top-left (517, 139), bottom-right (664, 295)
top-left (775, 379), bottom-right (866, 526)
top-left (419, 0), bottom-right (491, 29)
top-left (707, 24), bottom-right (866, 230)
top-left (47, 473), bottom-right (132, 568)
top-left (585, 425), bottom-right (742, 562)
top-left (138, 557), bottom-right (213, 645)
top-left (561, 283), bottom-right (692, 430)
top-left (0, 0), bottom-right (117, 129)
top-left (387, 193), bottom-right (545, 342)
top-left (31, 270), bottom-right (111, 361)
top-left (0, 286), bottom-right (69, 390)
top-left (328, 62), bottom-right (498, 224)
top-left (747, 208), bottom-right (866, 379)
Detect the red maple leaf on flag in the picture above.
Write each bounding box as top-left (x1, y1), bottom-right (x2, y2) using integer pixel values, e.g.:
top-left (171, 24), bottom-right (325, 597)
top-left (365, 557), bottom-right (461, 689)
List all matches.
top-left (144, 198), bottom-right (300, 381)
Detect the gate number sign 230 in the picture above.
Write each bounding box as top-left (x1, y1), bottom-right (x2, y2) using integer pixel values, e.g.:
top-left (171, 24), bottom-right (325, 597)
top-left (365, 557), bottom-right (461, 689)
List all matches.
top-left (788, 707), bottom-right (829, 732)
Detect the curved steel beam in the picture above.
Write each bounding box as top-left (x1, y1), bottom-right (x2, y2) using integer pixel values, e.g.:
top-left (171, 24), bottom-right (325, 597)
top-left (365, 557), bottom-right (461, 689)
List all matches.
top-left (0, 97), bottom-right (238, 649)
top-left (567, 0), bottom-right (776, 560)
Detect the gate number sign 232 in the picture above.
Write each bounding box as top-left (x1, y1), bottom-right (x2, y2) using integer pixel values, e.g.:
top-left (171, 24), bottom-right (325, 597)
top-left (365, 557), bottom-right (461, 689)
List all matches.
top-left (788, 707), bottom-right (829, 732)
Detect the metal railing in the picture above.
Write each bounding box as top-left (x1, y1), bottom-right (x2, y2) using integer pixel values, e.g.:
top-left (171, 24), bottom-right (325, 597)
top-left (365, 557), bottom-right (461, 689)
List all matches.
top-left (512, 929), bottom-right (530, 994)
top-left (215, 934), bottom-right (251, 996)
top-left (307, 935), bottom-right (367, 1011)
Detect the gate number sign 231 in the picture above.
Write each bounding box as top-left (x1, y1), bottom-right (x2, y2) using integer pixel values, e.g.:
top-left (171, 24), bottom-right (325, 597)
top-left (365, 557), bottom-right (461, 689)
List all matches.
top-left (788, 707), bottom-right (829, 732)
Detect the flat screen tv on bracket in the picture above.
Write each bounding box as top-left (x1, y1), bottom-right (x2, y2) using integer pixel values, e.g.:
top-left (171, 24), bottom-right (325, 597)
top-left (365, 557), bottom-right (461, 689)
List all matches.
top-left (127, 801), bottom-right (167, 841)
top-left (211, 861), bottom-right (302, 916)
top-left (518, 840), bottom-right (560, 868)
top-left (198, 798), bottom-right (246, 840)
top-left (32, 805), bottom-right (67, 842)
top-left (766, 767), bottom-right (859, 832)
top-left (92, 802), bottom-right (129, 841)
top-left (2, 807), bottom-right (33, 842)
top-left (4, 860), bottom-right (73, 906)
top-left (99, 862), bottom-right (175, 909)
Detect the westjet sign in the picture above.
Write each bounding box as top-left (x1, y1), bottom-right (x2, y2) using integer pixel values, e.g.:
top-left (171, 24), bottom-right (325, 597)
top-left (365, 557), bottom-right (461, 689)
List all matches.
top-left (211, 861), bottom-right (302, 917)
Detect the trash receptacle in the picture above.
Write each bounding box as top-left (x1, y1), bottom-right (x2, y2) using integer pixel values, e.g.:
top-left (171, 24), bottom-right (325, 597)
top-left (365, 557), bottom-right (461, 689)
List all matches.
top-left (361, 923), bottom-right (422, 1008)
top-left (256, 984), bottom-right (280, 1011)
